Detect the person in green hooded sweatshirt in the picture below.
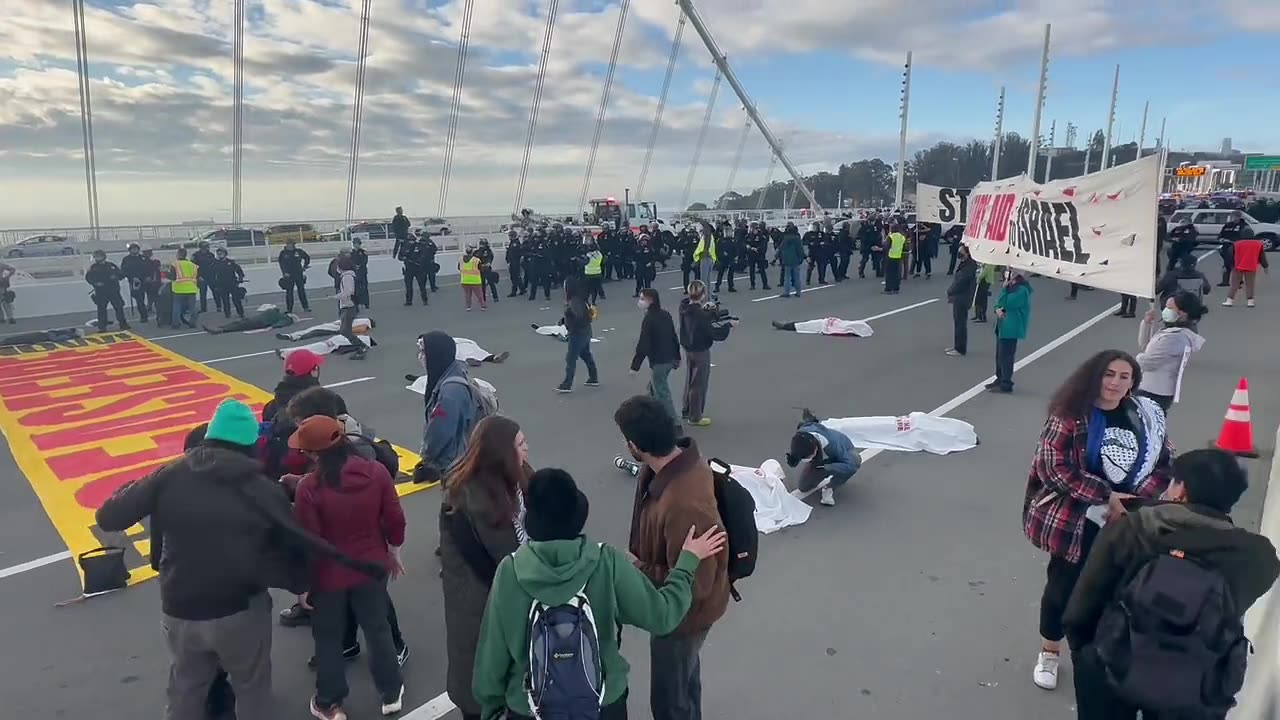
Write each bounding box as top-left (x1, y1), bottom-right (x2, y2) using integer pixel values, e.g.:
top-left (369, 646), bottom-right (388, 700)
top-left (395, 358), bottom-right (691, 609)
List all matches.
top-left (472, 468), bottom-right (727, 720)
top-left (987, 271), bottom-right (1032, 394)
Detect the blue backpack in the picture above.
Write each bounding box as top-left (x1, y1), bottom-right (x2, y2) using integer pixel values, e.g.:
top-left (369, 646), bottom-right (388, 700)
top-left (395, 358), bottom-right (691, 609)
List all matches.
top-left (525, 582), bottom-right (604, 720)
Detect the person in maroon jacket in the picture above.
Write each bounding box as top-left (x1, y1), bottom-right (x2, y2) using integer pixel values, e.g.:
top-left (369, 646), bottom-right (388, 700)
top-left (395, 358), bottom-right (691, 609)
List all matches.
top-left (291, 415), bottom-right (408, 720)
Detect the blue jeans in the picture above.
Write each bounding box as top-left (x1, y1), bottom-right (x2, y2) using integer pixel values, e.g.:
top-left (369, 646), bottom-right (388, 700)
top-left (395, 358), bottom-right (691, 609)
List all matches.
top-left (561, 332), bottom-right (598, 388)
top-left (781, 265), bottom-right (802, 296)
top-left (171, 293), bottom-right (197, 328)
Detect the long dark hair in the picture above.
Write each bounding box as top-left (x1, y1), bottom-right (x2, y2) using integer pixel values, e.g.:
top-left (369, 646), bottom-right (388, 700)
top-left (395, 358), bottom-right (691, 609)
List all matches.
top-left (1048, 350), bottom-right (1142, 419)
top-left (445, 415), bottom-right (527, 526)
top-left (314, 440), bottom-right (352, 489)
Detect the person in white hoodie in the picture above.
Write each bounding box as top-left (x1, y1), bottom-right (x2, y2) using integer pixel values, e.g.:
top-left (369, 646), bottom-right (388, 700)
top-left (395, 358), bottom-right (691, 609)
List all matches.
top-left (1136, 290), bottom-right (1206, 414)
top-left (334, 254), bottom-right (367, 360)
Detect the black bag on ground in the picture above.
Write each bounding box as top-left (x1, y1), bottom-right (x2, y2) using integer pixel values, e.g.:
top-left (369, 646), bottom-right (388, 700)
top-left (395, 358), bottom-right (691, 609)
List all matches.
top-left (707, 457), bottom-right (757, 602)
top-left (1092, 549), bottom-right (1249, 714)
top-left (78, 546), bottom-right (129, 594)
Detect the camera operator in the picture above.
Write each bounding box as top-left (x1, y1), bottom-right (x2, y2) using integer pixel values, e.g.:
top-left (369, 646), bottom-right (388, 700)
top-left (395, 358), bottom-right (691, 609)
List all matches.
top-left (678, 280), bottom-right (736, 428)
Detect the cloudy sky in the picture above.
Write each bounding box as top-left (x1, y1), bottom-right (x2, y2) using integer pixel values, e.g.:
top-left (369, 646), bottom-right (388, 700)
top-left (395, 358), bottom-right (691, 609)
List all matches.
top-left (2, 0), bottom-right (1276, 229)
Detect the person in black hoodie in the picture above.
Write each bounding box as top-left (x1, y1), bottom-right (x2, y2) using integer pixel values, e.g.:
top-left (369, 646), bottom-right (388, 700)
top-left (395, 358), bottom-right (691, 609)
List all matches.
top-left (945, 245), bottom-right (978, 357)
top-left (1064, 449), bottom-right (1280, 720)
top-left (556, 277), bottom-right (599, 393)
top-left (944, 224), bottom-right (965, 275)
top-left (631, 288), bottom-right (682, 433)
top-left (678, 280), bottom-right (716, 428)
top-left (96, 399), bottom-right (382, 720)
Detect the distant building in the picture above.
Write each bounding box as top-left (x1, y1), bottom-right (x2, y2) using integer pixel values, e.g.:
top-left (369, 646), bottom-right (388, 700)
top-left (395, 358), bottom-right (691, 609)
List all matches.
top-left (1221, 137), bottom-right (1233, 154)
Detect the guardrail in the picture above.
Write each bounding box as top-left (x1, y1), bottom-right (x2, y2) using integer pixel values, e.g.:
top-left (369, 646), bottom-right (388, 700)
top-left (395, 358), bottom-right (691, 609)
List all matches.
top-left (1229, 423), bottom-right (1280, 719)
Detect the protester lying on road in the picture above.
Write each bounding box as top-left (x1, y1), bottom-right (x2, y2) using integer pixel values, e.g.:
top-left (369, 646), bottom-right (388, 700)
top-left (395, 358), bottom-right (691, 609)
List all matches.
top-left (276, 317), bottom-right (374, 342)
top-left (0, 327), bottom-right (83, 347)
top-left (770, 317), bottom-right (874, 337)
top-left (276, 334), bottom-right (374, 360)
top-left (405, 337), bottom-right (511, 373)
top-left (202, 304), bottom-right (296, 334)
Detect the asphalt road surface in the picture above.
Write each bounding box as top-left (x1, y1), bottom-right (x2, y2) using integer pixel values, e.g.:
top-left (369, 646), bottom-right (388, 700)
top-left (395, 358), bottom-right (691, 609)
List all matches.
top-left (0, 256), bottom-right (1275, 720)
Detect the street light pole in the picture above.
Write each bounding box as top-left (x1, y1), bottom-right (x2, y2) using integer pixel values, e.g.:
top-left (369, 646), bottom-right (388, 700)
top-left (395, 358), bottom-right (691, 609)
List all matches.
top-left (895, 50), bottom-right (912, 209)
top-left (1101, 64), bottom-right (1119, 170)
top-left (1027, 24), bottom-right (1050, 177)
top-left (990, 86), bottom-right (1005, 180)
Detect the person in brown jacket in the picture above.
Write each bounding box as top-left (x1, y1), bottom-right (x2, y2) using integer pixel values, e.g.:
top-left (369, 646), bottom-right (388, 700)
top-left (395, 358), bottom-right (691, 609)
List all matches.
top-left (615, 395), bottom-right (730, 720)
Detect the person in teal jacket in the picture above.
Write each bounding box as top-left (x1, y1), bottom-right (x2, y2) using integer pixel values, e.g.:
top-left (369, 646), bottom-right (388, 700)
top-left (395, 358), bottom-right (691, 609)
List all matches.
top-left (988, 272), bottom-right (1032, 393)
top-left (472, 468), bottom-right (726, 720)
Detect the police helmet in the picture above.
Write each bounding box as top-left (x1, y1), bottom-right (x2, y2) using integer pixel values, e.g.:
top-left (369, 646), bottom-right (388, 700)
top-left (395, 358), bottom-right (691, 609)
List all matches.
top-left (127, 242), bottom-right (141, 252)
top-left (215, 246), bottom-right (228, 257)
top-left (92, 249), bottom-right (106, 259)
top-left (479, 238), bottom-right (490, 246)
top-left (465, 243), bottom-right (476, 252)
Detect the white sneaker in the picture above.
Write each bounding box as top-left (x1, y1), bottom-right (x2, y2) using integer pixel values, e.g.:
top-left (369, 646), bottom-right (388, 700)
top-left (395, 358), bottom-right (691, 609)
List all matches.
top-left (1222, 298), bottom-right (1234, 307)
top-left (945, 349), bottom-right (962, 357)
top-left (820, 487), bottom-right (835, 506)
top-left (1033, 651), bottom-right (1060, 690)
top-left (1246, 299), bottom-right (1255, 308)
top-left (381, 685), bottom-right (405, 715)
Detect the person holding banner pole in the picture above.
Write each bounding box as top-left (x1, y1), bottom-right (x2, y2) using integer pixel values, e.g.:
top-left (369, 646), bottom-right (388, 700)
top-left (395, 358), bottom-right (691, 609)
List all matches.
top-left (987, 272), bottom-right (1031, 393)
top-left (944, 224), bottom-right (964, 275)
top-left (973, 263), bottom-right (997, 322)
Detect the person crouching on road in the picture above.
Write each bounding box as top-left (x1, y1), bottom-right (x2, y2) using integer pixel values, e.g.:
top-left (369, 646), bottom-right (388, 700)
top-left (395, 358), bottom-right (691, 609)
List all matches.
top-left (556, 277), bottom-right (599, 393)
top-left (1135, 290), bottom-right (1206, 414)
top-left (786, 408), bottom-right (863, 507)
top-left (631, 288), bottom-right (682, 434)
top-left (290, 415), bottom-right (407, 720)
top-left (472, 467), bottom-right (726, 720)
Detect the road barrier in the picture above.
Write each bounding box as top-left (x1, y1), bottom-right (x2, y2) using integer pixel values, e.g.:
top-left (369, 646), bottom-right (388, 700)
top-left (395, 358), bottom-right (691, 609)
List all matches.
top-left (1230, 422), bottom-right (1280, 720)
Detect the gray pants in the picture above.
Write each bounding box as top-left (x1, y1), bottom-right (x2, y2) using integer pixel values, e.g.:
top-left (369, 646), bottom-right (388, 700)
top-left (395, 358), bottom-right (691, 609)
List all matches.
top-left (650, 629), bottom-right (708, 720)
top-left (162, 592), bottom-right (273, 720)
top-left (681, 350), bottom-right (711, 422)
top-left (648, 362), bottom-right (678, 428)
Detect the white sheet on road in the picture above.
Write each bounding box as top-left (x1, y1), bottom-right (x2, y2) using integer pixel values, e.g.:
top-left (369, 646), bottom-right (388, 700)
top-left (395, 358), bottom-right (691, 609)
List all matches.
top-left (406, 375), bottom-right (498, 397)
top-left (277, 334), bottom-right (372, 358)
top-left (729, 459), bottom-right (812, 534)
top-left (533, 324), bottom-right (601, 342)
top-left (824, 412), bottom-right (978, 454)
top-left (793, 317), bottom-right (874, 337)
top-left (455, 337), bottom-right (492, 363)
top-left (278, 318), bottom-right (373, 341)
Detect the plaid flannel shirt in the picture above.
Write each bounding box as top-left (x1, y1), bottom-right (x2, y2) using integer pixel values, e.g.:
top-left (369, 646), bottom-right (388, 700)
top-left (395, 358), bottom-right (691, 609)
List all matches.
top-left (1022, 413), bottom-right (1173, 564)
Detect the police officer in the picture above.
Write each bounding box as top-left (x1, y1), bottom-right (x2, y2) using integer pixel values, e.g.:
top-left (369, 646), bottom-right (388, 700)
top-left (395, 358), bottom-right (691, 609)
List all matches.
top-left (524, 231), bottom-right (553, 301)
top-left (276, 238), bottom-right (311, 313)
top-left (1167, 215), bottom-right (1198, 268)
top-left (421, 232), bottom-right (440, 292)
top-left (858, 214), bottom-right (884, 278)
top-left (391, 205), bottom-right (411, 258)
top-left (746, 222), bottom-right (771, 290)
top-left (350, 238), bottom-right (371, 308)
top-left (476, 237), bottom-right (500, 303)
top-left (120, 242), bottom-right (152, 322)
top-left (140, 248), bottom-right (163, 320)
top-left (398, 235), bottom-right (430, 305)
top-left (191, 240), bottom-right (218, 313)
top-left (86, 249), bottom-right (130, 332)
top-left (803, 222), bottom-right (826, 284)
top-left (714, 223), bottom-right (739, 294)
top-left (505, 229), bottom-right (524, 297)
top-left (634, 234), bottom-right (656, 297)
top-left (1217, 211), bottom-right (1250, 287)
top-left (676, 226), bottom-right (699, 291)
top-left (598, 226), bottom-right (617, 281)
top-left (208, 246), bottom-right (246, 319)
top-left (834, 221), bottom-right (855, 281)
top-left (619, 227), bottom-right (636, 280)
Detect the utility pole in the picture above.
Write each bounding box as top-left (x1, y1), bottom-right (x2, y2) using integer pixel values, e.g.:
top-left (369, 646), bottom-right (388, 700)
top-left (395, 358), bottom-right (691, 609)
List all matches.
top-left (895, 50), bottom-right (912, 209)
top-left (1043, 119), bottom-right (1056, 182)
top-left (1027, 24), bottom-right (1050, 178)
top-left (1136, 100), bottom-right (1148, 159)
top-left (990, 86), bottom-right (1005, 180)
top-left (675, 0), bottom-right (821, 210)
top-left (1101, 64), bottom-right (1119, 171)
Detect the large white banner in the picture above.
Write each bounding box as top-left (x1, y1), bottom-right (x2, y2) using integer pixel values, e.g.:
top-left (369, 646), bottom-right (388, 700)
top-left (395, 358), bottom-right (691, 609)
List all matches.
top-left (961, 154), bottom-right (1161, 297)
top-left (916, 183), bottom-right (971, 225)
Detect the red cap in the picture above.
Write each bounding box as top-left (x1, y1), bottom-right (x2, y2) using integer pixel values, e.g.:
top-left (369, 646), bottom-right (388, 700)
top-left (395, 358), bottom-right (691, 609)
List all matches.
top-left (284, 349), bottom-right (323, 376)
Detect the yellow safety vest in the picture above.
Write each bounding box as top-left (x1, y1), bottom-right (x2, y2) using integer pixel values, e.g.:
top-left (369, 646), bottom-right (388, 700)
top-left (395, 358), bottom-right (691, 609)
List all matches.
top-left (584, 252), bottom-right (603, 276)
top-left (459, 257), bottom-right (482, 285)
top-left (171, 259), bottom-right (198, 294)
top-left (694, 235), bottom-right (718, 263)
top-left (887, 233), bottom-right (907, 260)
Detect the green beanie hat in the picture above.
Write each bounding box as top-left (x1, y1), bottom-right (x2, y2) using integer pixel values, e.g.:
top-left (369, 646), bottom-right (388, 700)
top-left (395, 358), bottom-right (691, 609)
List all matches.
top-left (205, 399), bottom-right (261, 447)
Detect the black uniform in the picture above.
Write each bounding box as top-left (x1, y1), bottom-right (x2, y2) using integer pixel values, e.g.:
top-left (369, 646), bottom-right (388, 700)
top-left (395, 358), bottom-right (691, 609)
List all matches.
top-left (1218, 218), bottom-right (1250, 286)
top-left (834, 224), bottom-right (854, 280)
top-left (746, 229), bottom-right (771, 290)
top-left (421, 237), bottom-right (440, 291)
top-left (944, 225), bottom-right (965, 275)
top-left (391, 212), bottom-right (411, 257)
top-left (276, 245), bottom-right (311, 313)
top-left (634, 243), bottom-right (656, 296)
top-left (191, 247), bottom-right (218, 312)
top-left (1167, 224), bottom-right (1198, 267)
top-left (351, 247), bottom-right (371, 308)
top-left (858, 221), bottom-right (884, 277)
top-left (398, 238), bottom-right (431, 304)
top-left (476, 244), bottom-right (500, 302)
top-left (505, 238), bottom-right (524, 296)
top-left (677, 230), bottom-right (699, 290)
top-left (120, 252), bottom-right (152, 322)
top-left (803, 229), bottom-right (827, 284)
top-left (619, 232), bottom-right (636, 279)
top-left (86, 259), bottom-right (129, 331)
top-left (208, 256), bottom-right (246, 318)
top-left (524, 237), bottom-right (553, 301)
top-left (714, 232), bottom-right (738, 293)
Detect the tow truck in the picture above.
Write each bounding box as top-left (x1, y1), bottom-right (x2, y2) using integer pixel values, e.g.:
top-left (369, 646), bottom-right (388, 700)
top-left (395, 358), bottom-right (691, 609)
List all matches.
top-left (588, 196), bottom-right (662, 235)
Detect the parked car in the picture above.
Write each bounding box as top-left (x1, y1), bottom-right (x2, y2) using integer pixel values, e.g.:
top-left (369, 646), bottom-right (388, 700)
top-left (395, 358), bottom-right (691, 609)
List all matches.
top-left (1167, 209), bottom-right (1280, 251)
top-left (265, 223), bottom-right (320, 244)
top-left (5, 234), bottom-right (78, 258)
top-left (321, 222), bottom-right (392, 243)
top-left (196, 228), bottom-right (265, 248)
top-left (420, 217), bottom-right (452, 236)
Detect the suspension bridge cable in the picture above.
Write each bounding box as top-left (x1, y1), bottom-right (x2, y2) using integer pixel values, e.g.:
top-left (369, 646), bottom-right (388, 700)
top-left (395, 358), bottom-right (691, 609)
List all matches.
top-left (344, 0), bottom-right (372, 228)
top-left (635, 13), bottom-right (685, 201)
top-left (437, 0), bottom-right (475, 216)
top-left (721, 109), bottom-right (750, 206)
top-left (71, 0), bottom-right (100, 238)
top-left (512, 0), bottom-right (561, 215)
top-left (577, 0), bottom-right (630, 212)
top-left (756, 140), bottom-right (780, 210)
top-left (231, 0), bottom-right (245, 225)
top-left (678, 70), bottom-right (720, 212)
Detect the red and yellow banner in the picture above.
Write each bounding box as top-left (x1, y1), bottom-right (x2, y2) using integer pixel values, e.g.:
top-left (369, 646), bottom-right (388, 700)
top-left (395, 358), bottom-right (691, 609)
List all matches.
top-left (0, 332), bottom-right (427, 586)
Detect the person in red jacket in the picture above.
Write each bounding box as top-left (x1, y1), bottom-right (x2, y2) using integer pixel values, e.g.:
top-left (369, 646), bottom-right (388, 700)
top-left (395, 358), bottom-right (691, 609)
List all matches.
top-left (1222, 227), bottom-right (1269, 308)
top-left (291, 415), bottom-right (407, 720)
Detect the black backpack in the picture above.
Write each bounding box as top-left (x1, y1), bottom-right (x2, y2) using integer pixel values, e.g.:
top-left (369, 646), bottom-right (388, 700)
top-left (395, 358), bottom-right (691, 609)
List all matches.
top-left (525, 581), bottom-right (604, 720)
top-left (708, 458), bottom-right (758, 602)
top-left (1093, 549), bottom-right (1250, 714)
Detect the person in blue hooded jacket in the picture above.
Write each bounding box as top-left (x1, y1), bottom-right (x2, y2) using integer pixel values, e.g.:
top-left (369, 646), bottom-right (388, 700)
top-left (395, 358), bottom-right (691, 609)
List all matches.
top-left (415, 331), bottom-right (477, 484)
top-left (786, 409), bottom-right (862, 507)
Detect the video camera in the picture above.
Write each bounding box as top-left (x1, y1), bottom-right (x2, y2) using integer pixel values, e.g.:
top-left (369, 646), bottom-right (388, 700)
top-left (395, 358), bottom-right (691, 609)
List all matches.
top-left (703, 299), bottom-right (738, 342)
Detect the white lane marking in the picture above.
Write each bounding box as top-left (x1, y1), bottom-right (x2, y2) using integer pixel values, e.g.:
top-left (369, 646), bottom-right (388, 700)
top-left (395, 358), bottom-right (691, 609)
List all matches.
top-left (400, 692), bottom-right (457, 720)
top-left (146, 330), bottom-right (205, 341)
top-left (0, 550), bottom-right (72, 580)
top-left (202, 349), bottom-right (277, 364)
top-left (751, 283), bottom-right (839, 302)
top-left (794, 301), bottom-right (1122, 500)
top-left (667, 273), bottom-right (747, 291)
top-left (859, 298), bottom-right (939, 322)
top-left (323, 377), bottom-right (375, 389)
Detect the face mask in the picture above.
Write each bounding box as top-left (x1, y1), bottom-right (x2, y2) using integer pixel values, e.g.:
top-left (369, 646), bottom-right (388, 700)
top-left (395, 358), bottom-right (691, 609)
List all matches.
top-left (1161, 307), bottom-right (1180, 324)
top-left (637, 299), bottom-right (649, 309)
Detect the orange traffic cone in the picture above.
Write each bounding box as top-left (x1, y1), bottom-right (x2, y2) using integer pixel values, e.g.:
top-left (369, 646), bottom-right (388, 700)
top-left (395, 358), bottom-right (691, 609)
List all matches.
top-left (1213, 378), bottom-right (1259, 458)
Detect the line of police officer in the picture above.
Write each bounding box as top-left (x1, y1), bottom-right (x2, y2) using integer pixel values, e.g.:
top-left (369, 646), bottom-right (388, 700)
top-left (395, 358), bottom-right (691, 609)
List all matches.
top-left (86, 241), bottom-right (250, 332)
